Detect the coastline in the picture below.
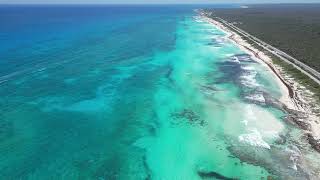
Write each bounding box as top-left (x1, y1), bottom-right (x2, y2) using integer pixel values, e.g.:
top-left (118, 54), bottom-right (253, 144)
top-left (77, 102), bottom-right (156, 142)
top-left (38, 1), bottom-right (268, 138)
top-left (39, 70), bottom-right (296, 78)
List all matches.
top-left (200, 14), bottom-right (320, 151)
top-left (204, 16), bottom-right (295, 107)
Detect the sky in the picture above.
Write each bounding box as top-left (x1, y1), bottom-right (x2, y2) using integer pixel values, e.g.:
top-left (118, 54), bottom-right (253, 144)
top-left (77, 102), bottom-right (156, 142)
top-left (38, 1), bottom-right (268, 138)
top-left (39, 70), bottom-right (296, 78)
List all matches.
top-left (0, 0), bottom-right (320, 4)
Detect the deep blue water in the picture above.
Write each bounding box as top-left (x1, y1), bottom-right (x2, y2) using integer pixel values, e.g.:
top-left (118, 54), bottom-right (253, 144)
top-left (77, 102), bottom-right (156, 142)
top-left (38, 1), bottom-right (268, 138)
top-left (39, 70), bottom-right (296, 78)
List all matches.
top-left (2, 4), bottom-right (315, 180)
top-left (0, 5), bottom-right (223, 179)
top-left (0, 5), bottom-right (188, 76)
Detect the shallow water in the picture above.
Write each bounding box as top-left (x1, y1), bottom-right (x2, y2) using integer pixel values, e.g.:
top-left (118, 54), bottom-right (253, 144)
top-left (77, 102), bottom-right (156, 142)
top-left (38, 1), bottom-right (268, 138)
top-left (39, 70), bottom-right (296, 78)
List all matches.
top-left (0, 5), bottom-right (319, 180)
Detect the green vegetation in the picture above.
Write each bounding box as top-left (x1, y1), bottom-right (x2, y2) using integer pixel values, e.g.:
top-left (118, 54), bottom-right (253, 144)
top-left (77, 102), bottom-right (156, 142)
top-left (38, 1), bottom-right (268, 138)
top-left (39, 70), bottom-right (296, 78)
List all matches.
top-left (206, 4), bottom-right (320, 104)
top-left (207, 4), bottom-right (320, 72)
top-left (243, 28), bottom-right (320, 103)
top-left (240, 31), bottom-right (320, 103)
top-left (272, 56), bottom-right (320, 103)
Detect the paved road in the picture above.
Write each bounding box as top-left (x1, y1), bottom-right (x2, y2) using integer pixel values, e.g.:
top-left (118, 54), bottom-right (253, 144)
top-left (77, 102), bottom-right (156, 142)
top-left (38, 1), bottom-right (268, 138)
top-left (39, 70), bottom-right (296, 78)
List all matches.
top-left (214, 17), bottom-right (320, 85)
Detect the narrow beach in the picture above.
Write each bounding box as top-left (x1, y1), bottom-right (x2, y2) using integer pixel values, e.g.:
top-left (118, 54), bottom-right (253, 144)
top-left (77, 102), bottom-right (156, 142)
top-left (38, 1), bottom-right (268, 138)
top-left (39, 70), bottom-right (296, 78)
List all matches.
top-left (201, 13), bottom-right (320, 153)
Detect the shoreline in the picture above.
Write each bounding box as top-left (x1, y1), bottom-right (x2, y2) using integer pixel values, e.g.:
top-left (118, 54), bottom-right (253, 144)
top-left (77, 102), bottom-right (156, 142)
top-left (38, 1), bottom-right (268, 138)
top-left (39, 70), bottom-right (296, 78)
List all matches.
top-left (200, 14), bottom-right (320, 151)
top-left (203, 15), bottom-right (296, 110)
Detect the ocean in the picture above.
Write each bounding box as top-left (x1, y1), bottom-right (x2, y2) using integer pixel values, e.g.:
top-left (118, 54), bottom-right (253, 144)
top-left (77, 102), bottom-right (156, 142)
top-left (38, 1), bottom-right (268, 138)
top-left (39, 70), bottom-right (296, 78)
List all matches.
top-left (0, 5), bottom-right (316, 179)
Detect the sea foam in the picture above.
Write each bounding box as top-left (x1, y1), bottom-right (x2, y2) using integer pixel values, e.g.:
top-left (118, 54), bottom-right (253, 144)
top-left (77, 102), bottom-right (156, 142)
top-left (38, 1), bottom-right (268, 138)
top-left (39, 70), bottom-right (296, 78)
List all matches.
top-left (239, 129), bottom-right (271, 149)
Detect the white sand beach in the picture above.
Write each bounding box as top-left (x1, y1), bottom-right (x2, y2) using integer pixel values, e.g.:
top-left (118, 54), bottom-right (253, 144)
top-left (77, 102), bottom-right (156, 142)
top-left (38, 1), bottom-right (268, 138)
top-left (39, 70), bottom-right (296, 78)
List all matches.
top-left (201, 14), bottom-right (320, 143)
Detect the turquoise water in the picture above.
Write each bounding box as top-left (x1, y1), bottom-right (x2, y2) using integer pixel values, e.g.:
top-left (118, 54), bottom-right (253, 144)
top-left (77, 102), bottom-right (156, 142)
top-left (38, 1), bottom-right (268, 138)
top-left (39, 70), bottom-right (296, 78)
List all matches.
top-left (0, 5), bottom-right (318, 179)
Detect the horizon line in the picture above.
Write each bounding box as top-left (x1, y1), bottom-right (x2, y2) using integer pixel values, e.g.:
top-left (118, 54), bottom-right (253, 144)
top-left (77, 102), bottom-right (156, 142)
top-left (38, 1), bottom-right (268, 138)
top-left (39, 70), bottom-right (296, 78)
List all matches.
top-left (0, 2), bottom-right (320, 5)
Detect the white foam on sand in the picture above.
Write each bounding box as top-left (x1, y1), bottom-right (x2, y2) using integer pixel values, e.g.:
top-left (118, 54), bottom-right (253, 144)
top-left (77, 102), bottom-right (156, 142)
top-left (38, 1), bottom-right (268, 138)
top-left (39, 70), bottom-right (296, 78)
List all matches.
top-left (229, 56), bottom-right (240, 64)
top-left (239, 129), bottom-right (271, 149)
top-left (240, 65), bottom-right (260, 88)
top-left (238, 104), bottom-right (284, 149)
top-left (285, 146), bottom-right (302, 170)
top-left (203, 15), bottom-right (297, 112)
top-left (244, 93), bottom-right (265, 104)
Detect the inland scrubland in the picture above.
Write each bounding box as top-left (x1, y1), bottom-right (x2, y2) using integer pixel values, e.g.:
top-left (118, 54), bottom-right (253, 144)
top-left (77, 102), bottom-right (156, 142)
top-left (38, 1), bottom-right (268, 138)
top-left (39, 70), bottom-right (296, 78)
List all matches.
top-left (207, 4), bottom-right (320, 72)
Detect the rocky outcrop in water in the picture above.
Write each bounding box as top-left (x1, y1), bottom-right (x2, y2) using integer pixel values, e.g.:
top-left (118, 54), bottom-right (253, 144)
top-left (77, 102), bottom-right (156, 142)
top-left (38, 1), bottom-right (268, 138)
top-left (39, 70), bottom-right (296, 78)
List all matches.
top-left (260, 92), bottom-right (312, 131)
top-left (282, 107), bottom-right (311, 130)
top-left (227, 145), bottom-right (312, 180)
top-left (307, 134), bottom-right (320, 153)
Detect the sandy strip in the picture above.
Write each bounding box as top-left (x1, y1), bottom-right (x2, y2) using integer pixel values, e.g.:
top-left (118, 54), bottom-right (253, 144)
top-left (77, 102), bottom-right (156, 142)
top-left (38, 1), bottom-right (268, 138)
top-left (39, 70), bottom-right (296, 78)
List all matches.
top-left (202, 16), bottom-right (296, 109)
top-left (200, 15), bottom-right (320, 143)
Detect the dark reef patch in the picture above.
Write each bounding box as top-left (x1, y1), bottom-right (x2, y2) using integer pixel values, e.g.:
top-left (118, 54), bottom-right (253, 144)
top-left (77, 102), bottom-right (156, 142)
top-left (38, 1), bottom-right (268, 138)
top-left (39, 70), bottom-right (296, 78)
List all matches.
top-left (143, 155), bottom-right (152, 180)
top-left (198, 170), bottom-right (238, 180)
top-left (215, 60), bottom-right (243, 84)
top-left (171, 109), bottom-right (204, 126)
top-left (227, 145), bottom-right (311, 180)
top-left (165, 65), bottom-right (174, 84)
